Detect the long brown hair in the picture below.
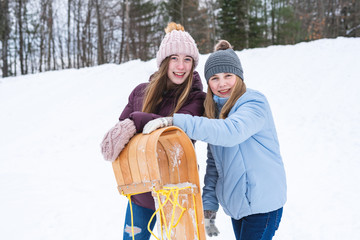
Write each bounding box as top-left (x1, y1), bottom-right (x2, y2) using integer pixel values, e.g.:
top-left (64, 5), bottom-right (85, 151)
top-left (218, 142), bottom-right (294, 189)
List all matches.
top-left (142, 57), bottom-right (195, 115)
top-left (204, 76), bottom-right (246, 119)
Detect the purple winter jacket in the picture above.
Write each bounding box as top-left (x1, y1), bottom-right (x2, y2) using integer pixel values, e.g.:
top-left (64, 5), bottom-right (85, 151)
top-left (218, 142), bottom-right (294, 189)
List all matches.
top-left (119, 71), bottom-right (206, 210)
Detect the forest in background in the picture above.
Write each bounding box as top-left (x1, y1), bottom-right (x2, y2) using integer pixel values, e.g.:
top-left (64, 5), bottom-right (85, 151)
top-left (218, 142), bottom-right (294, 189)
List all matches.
top-left (0, 0), bottom-right (359, 78)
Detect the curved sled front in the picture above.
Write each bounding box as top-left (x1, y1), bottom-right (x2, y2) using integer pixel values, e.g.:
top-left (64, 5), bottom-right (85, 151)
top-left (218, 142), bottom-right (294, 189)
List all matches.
top-left (112, 126), bottom-right (205, 239)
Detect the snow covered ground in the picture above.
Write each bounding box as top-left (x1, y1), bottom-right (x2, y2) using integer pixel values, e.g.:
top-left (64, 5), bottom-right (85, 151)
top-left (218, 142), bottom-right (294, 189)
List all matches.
top-left (1, 37), bottom-right (360, 239)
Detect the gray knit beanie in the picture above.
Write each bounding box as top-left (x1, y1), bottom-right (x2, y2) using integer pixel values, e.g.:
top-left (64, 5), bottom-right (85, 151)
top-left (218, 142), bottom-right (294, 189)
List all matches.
top-left (204, 40), bottom-right (244, 82)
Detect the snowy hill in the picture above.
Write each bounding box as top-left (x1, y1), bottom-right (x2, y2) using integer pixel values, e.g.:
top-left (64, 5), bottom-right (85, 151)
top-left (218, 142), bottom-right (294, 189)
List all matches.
top-left (1, 37), bottom-right (360, 239)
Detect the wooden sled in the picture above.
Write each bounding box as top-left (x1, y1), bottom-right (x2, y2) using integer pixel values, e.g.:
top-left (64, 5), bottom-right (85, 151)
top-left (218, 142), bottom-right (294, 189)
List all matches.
top-left (112, 126), bottom-right (206, 240)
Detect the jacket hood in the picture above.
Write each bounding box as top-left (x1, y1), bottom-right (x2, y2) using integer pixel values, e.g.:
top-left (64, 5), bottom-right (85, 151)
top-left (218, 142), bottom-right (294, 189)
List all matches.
top-left (191, 71), bottom-right (204, 92)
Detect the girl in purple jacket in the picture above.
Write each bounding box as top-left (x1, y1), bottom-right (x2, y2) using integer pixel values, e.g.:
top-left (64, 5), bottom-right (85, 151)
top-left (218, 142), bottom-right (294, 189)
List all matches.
top-left (117, 22), bottom-right (205, 240)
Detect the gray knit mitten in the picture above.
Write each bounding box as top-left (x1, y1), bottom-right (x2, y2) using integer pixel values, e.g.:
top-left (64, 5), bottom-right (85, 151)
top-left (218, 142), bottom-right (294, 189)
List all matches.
top-left (204, 210), bottom-right (220, 237)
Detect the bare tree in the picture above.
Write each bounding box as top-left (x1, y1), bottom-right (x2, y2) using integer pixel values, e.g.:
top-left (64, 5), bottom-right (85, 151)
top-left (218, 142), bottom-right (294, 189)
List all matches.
top-left (124, 0), bottom-right (130, 62)
top-left (0, 0), bottom-right (11, 77)
top-left (16, 0), bottom-right (26, 74)
top-left (205, 0), bottom-right (219, 49)
top-left (47, 0), bottom-right (54, 71)
top-left (119, 0), bottom-right (126, 63)
top-left (94, 0), bottom-right (104, 65)
top-left (80, 0), bottom-right (93, 67)
top-left (67, 0), bottom-right (72, 68)
top-left (39, 0), bottom-right (47, 72)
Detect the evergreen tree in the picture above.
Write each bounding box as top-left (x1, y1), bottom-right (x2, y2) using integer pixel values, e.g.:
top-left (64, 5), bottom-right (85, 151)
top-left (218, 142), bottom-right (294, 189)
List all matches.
top-left (218, 0), bottom-right (248, 50)
top-left (158, 0), bottom-right (211, 54)
top-left (218, 0), bottom-right (268, 50)
top-left (248, 0), bottom-right (267, 48)
top-left (277, 5), bottom-right (301, 44)
top-left (128, 0), bottom-right (157, 61)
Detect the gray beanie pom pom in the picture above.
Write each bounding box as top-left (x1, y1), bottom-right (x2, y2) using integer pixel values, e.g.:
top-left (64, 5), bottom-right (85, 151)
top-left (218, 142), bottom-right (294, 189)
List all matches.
top-left (214, 40), bottom-right (233, 51)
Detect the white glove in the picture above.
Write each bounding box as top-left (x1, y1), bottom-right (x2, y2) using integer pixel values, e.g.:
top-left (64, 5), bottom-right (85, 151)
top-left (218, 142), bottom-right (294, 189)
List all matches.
top-left (204, 210), bottom-right (220, 237)
top-left (143, 117), bottom-right (173, 134)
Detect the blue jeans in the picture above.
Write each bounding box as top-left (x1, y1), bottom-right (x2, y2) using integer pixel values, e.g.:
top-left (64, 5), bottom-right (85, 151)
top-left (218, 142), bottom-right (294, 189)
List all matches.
top-left (231, 208), bottom-right (283, 240)
top-left (123, 202), bottom-right (156, 240)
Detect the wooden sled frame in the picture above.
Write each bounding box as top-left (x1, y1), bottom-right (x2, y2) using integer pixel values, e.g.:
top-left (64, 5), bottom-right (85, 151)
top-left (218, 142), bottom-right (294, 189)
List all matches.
top-left (112, 126), bottom-right (205, 239)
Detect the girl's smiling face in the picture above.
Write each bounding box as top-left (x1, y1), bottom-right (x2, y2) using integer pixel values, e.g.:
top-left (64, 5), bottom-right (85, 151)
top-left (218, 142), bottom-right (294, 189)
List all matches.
top-left (208, 73), bottom-right (237, 98)
top-left (167, 54), bottom-right (193, 87)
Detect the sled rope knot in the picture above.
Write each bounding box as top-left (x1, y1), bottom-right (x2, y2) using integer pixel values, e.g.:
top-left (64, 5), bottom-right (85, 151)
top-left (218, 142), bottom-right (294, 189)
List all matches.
top-left (148, 186), bottom-right (200, 240)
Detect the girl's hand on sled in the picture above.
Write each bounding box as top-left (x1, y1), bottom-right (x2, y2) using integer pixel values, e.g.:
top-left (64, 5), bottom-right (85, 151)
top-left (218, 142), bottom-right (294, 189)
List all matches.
top-left (142, 117), bottom-right (173, 134)
top-left (100, 119), bottom-right (136, 162)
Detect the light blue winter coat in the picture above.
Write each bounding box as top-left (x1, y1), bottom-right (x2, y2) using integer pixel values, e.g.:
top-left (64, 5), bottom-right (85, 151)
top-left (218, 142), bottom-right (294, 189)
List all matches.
top-left (173, 88), bottom-right (287, 220)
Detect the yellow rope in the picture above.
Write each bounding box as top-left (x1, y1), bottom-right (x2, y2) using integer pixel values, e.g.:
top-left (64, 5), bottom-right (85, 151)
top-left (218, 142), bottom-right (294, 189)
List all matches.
top-left (192, 193), bottom-right (200, 239)
top-left (122, 193), bottom-right (135, 240)
top-left (121, 190), bottom-right (148, 240)
top-left (123, 186), bottom-right (199, 240)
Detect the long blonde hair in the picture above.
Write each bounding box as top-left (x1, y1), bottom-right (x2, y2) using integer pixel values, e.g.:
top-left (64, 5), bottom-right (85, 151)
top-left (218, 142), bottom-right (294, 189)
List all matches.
top-left (142, 58), bottom-right (195, 115)
top-left (204, 76), bottom-right (246, 119)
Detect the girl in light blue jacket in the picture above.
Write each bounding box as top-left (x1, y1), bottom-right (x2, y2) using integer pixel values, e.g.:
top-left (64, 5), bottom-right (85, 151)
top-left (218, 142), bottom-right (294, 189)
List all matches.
top-left (143, 40), bottom-right (287, 240)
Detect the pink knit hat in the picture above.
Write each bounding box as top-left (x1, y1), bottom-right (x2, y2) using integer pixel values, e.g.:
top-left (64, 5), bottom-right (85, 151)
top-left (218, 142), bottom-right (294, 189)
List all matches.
top-left (100, 119), bottom-right (136, 162)
top-left (156, 22), bottom-right (199, 68)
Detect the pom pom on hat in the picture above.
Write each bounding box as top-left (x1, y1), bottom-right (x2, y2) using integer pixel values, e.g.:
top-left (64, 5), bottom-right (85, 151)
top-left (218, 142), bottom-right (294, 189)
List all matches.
top-left (204, 40), bottom-right (244, 82)
top-left (165, 22), bottom-right (184, 33)
top-left (156, 22), bottom-right (199, 68)
top-left (213, 39), bottom-right (233, 51)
